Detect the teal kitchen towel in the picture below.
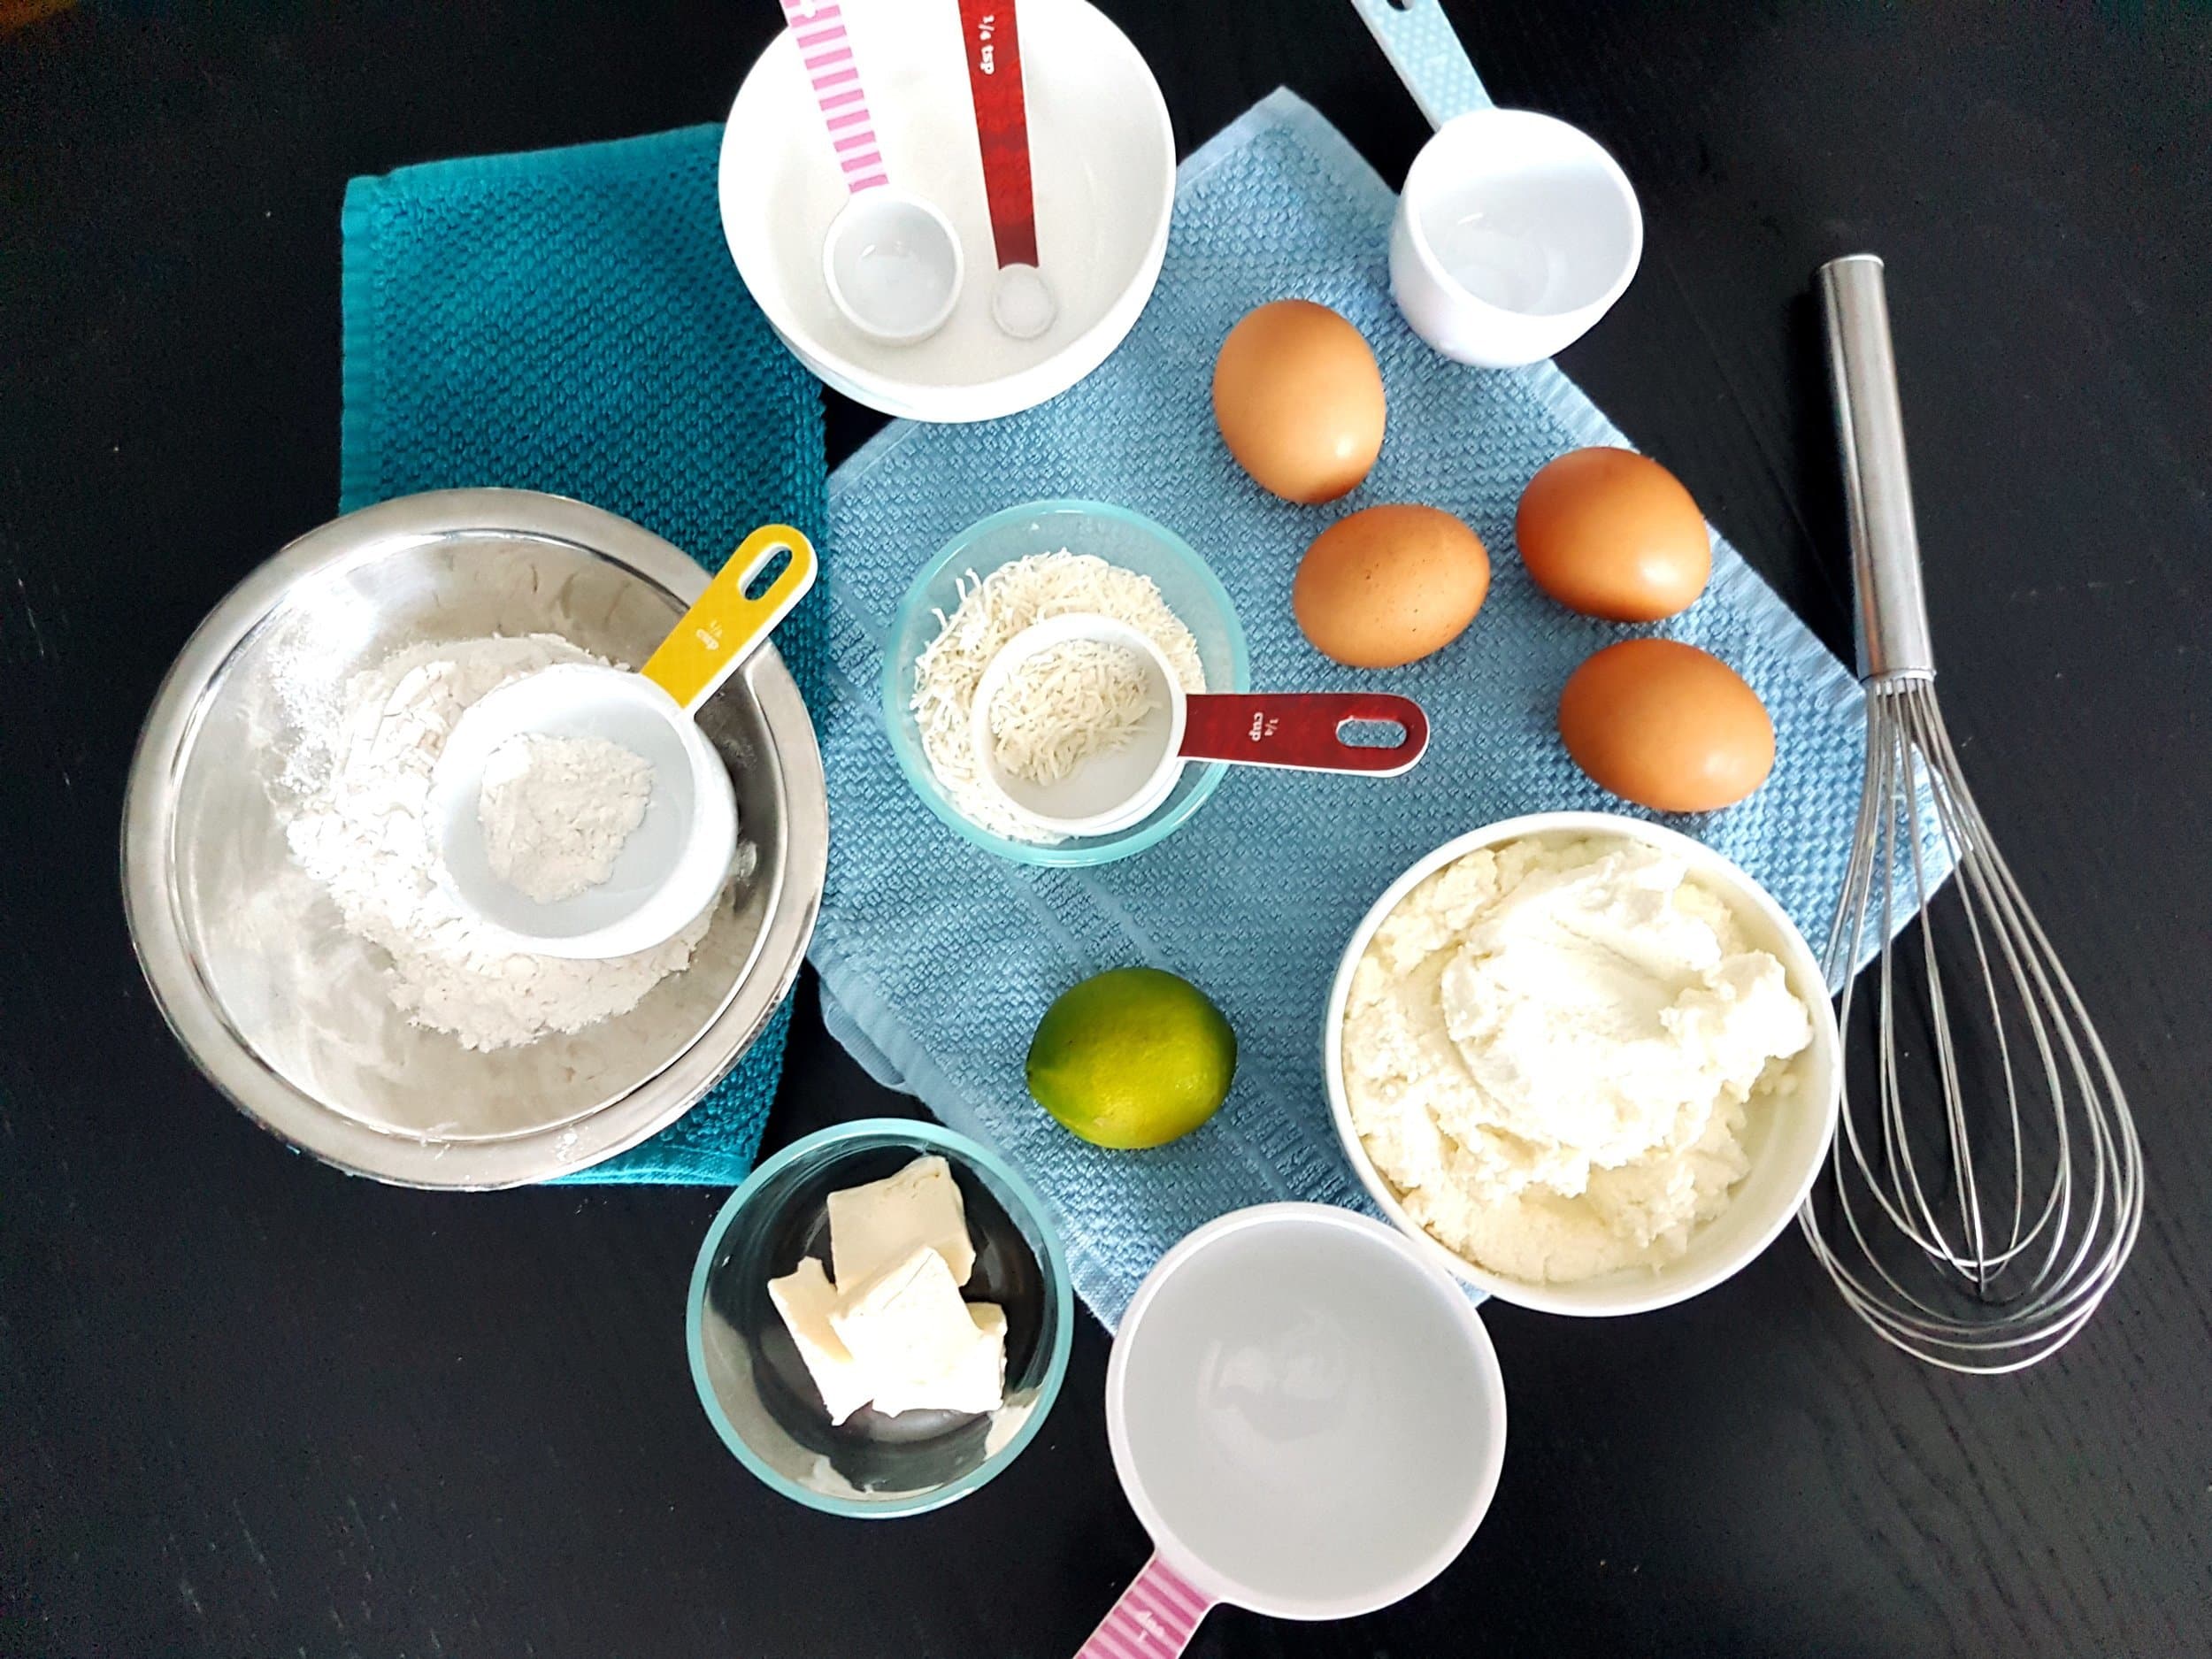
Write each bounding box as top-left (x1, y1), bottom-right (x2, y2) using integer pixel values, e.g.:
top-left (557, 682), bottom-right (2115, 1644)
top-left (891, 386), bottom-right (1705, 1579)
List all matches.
top-left (339, 124), bottom-right (826, 1184)
top-left (810, 90), bottom-right (1902, 1328)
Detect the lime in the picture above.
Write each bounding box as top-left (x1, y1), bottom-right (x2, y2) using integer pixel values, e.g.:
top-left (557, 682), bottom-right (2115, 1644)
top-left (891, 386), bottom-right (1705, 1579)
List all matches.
top-left (1025, 967), bottom-right (1238, 1149)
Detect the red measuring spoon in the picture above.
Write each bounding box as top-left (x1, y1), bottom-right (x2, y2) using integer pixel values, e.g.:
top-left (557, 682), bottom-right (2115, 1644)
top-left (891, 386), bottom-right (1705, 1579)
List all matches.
top-left (956, 0), bottom-right (1058, 339)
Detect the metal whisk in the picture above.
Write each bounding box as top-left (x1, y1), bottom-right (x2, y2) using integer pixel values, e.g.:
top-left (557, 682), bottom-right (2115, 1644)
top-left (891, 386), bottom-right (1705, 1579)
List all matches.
top-left (1797, 256), bottom-right (2144, 1373)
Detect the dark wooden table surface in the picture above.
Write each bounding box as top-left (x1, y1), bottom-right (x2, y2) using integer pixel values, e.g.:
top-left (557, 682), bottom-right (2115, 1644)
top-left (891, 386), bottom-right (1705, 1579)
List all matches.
top-left (4, 3), bottom-right (2208, 1655)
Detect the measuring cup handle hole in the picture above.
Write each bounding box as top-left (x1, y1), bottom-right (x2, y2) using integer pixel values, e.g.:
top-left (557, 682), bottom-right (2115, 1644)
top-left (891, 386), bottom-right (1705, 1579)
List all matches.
top-left (741, 546), bottom-right (793, 602)
top-left (1338, 717), bottom-right (1411, 750)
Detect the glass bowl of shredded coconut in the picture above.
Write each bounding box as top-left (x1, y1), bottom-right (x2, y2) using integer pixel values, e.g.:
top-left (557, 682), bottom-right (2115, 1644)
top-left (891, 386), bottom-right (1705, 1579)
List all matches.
top-left (883, 500), bottom-right (1248, 865)
top-left (120, 489), bottom-right (826, 1187)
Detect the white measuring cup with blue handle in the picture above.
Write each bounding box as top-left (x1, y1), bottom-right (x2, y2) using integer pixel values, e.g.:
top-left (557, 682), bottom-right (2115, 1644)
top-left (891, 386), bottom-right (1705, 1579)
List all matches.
top-left (1350, 0), bottom-right (1642, 367)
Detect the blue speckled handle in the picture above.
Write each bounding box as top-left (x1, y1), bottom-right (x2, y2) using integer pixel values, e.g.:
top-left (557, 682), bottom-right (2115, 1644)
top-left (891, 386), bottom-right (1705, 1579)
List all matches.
top-left (1348, 0), bottom-right (1492, 127)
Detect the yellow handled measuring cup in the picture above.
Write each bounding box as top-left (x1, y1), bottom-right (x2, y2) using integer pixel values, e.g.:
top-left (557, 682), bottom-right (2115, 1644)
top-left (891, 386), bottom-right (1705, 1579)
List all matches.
top-left (428, 524), bottom-right (818, 960)
top-left (640, 524), bottom-right (818, 711)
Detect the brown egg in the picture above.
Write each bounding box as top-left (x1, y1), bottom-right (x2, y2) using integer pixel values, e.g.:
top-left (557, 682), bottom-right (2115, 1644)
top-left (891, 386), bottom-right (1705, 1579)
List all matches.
top-left (1516, 447), bottom-right (1712, 621)
top-left (1558, 639), bottom-right (1774, 812)
top-left (1293, 505), bottom-right (1490, 669)
top-left (1212, 300), bottom-right (1386, 503)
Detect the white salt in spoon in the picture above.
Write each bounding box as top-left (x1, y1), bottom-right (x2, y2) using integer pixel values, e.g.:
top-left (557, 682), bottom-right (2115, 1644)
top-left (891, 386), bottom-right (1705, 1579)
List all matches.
top-left (969, 613), bottom-right (1430, 839)
top-left (429, 526), bottom-right (816, 960)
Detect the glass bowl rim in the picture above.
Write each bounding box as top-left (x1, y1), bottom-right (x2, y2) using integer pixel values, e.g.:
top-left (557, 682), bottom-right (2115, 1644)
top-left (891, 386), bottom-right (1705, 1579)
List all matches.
top-left (685, 1116), bottom-right (1077, 1517)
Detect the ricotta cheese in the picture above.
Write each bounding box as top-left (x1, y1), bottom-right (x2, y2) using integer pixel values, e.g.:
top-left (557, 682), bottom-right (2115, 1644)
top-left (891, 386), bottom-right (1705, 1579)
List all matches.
top-left (1341, 835), bottom-right (1813, 1283)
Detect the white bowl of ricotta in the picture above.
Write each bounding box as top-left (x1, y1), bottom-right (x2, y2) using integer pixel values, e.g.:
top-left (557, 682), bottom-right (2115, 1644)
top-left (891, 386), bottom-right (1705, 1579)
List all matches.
top-left (1324, 812), bottom-right (1840, 1317)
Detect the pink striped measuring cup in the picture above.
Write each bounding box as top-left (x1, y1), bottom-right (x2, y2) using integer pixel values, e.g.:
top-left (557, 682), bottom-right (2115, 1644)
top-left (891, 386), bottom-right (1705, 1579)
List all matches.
top-left (1078, 1204), bottom-right (1507, 1655)
top-left (780, 0), bottom-right (963, 345)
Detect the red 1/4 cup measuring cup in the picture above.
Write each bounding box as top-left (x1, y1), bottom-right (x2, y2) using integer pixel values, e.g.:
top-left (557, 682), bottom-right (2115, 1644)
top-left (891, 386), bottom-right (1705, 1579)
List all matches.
top-left (968, 613), bottom-right (1430, 839)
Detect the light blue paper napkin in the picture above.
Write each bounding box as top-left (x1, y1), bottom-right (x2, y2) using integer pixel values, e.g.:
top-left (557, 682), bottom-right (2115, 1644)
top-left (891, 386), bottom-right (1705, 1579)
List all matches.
top-left (810, 90), bottom-right (1877, 1328)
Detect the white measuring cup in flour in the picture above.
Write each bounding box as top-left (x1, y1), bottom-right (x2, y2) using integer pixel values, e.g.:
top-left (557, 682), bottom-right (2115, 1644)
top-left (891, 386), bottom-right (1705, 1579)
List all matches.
top-left (1350, 0), bottom-right (1641, 367)
top-left (1075, 1204), bottom-right (1508, 1655)
top-left (967, 613), bottom-right (1430, 839)
top-left (429, 525), bottom-right (817, 960)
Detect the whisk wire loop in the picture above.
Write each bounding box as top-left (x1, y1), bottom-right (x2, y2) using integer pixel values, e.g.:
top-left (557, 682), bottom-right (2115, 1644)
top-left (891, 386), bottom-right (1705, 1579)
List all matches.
top-left (1801, 682), bottom-right (2143, 1374)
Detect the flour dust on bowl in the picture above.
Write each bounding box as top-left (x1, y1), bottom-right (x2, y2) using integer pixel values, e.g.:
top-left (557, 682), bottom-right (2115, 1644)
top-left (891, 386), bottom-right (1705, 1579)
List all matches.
top-left (719, 0), bottom-right (1174, 421)
top-left (1079, 1205), bottom-right (1506, 1655)
top-left (687, 1119), bottom-right (1073, 1517)
top-left (884, 499), bottom-right (1249, 865)
top-left (1325, 812), bottom-right (1842, 1317)
top-left (120, 489), bottom-right (827, 1188)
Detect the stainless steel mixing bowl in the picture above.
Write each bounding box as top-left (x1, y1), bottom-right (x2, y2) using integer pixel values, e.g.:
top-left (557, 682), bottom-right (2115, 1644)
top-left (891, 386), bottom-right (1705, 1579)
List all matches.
top-left (121, 489), bottom-right (827, 1187)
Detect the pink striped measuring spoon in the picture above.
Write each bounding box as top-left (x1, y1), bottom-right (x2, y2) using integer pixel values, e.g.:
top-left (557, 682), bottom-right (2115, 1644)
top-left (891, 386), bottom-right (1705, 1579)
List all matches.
top-left (780, 0), bottom-right (964, 345)
top-left (1076, 1205), bottom-right (1508, 1655)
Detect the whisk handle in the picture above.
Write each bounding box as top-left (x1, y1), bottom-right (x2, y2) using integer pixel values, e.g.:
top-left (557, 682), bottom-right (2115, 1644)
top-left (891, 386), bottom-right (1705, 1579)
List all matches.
top-left (1819, 255), bottom-right (1936, 681)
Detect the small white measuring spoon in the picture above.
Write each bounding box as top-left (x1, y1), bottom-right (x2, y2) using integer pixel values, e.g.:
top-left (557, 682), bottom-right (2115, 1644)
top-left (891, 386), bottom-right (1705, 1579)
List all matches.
top-left (429, 526), bottom-right (817, 960)
top-left (969, 613), bottom-right (1429, 839)
top-left (1349, 0), bottom-right (1641, 367)
top-left (782, 0), bottom-right (964, 346)
top-left (1075, 1204), bottom-right (1508, 1655)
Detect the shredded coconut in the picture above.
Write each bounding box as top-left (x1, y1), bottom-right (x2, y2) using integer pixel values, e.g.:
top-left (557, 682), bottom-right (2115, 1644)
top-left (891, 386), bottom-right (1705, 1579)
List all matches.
top-left (479, 733), bottom-right (653, 903)
top-left (911, 551), bottom-right (1203, 842)
top-left (986, 639), bottom-right (1159, 787)
top-left (284, 634), bottom-right (713, 1052)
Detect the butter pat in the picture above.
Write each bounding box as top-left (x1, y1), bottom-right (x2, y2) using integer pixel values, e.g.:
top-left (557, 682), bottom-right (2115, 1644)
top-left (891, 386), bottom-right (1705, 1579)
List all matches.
top-left (826, 1155), bottom-right (977, 1288)
top-left (764, 1256), bottom-right (875, 1425)
top-left (952, 1302), bottom-right (1010, 1417)
top-left (829, 1246), bottom-right (1006, 1417)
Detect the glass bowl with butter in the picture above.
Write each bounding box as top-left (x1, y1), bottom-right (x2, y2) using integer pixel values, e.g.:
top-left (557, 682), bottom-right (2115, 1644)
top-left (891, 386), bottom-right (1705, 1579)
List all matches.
top-left (687, 1118), bottom-right (1073, 1517)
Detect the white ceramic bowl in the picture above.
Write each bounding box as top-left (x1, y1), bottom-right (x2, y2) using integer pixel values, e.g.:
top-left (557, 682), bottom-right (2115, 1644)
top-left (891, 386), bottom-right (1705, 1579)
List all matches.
top-left (1323, 811), bottom-right (1841, 1317)
top-left (718, 0), bottom-right (1174, 423)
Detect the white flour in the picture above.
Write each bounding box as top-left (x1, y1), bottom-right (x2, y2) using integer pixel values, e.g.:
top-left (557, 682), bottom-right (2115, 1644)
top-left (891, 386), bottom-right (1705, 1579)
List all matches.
top-left (479, 733), bottom-right (653, 904)
top-left (283, 634), bottom-right (712, 1052)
